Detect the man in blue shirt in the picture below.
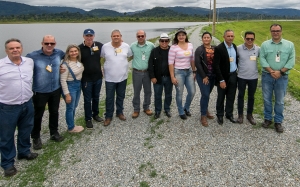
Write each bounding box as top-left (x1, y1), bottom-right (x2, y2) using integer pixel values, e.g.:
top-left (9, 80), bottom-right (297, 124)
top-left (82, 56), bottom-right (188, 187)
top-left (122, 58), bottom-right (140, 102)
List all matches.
top-left (26, 35), bottom-right (65, 150)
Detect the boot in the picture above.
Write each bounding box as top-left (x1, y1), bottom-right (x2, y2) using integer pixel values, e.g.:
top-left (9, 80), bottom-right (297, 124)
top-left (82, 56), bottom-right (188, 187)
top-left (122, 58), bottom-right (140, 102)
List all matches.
top-left (247, 114), bottom-right (256, 125)
top-left (201, 116), bottom-right (208, 127)
top-left (236, 114), bottom-right (243, 124)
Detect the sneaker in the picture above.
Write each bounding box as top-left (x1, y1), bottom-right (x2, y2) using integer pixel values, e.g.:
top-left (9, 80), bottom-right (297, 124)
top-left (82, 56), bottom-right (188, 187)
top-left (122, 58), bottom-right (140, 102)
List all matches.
top-left (50, 133), bottom-right (64, 142)
top-left (4, 166), bottom-right (17, 177)
top-left (32, 138), bottom-right (42, 150)
top-left (184, 109), bottom-right (191, 116)
top-left (86, 120), bottom-right (93, 129)
top-left (154, 112), bottom-right (160, 119)
top-left (262, 119), bottom-right (272, 128)
top-left (165, 111), bottom-right (171, 118)
top-left (274, 123), bottom-right (284, 133)
top-left (17, 153), bottom-right (38, 160)
top-left (180, 114), bottom-right (187, 120)
top-left (68, 126), bottom-right (84, 133)
top-left (93, 115), bottom-right (104, 122)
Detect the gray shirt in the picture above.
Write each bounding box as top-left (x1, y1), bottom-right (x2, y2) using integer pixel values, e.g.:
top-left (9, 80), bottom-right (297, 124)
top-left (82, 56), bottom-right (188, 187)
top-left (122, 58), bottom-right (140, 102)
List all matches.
top-left (237, 44), bottom-right (260, 79)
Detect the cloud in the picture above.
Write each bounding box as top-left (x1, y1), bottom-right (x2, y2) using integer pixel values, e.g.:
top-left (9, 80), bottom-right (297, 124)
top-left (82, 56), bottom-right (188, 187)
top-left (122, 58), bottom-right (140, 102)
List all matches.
top-left (6, 0), bottom-right (300, 12)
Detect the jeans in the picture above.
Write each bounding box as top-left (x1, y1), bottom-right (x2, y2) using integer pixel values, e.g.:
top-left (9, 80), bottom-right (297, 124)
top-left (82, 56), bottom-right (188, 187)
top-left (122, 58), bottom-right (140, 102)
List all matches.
top-left (132, 70), bottom-right (152, 112)
top-left (81, 78), bottom-right (102, 121)
top-left (262, 72), bottom-right (288, 123)
top-left (174, 68), bottom-right (196, 115)
top-left (62, 80), bottom-right (81, 130)
top-left (237, 77), bottom-right (258, 115)
top-left (32, 88), bottom-right (61, 139)
top-left (153, 76), bottom-right (173, 113)
top-left (105, 79), bottom-right (127, 119)
top-left (0, 99), bottom-right (34, 170)
top-left (216, 72), bottom-right (237, 117)
top-left (196, 74), bottom-right (215, 116)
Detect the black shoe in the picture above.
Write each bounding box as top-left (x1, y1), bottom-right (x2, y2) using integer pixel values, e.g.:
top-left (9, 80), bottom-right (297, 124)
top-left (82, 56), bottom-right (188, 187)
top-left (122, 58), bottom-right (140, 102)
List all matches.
top-left (274, 123), bottom-right (284, 133)
top-left (93, 115), bottom-right (104, 122)
top-left (18, 153), bottom-right (38, 160)
top-left (226, 116), bottom-right (236, 123)
top-left (154, 112), bottom-right (160, 119)
top-left (180, 114), bottom-right (187, 120)
top-left (217, 116), bottom-right (223, 125)
top-left (184, 109), bottom-right (191, 116)
top-left (86, 120), bottom-right (93, 129)
top-left (50, 133), bottom-right (64, 142)
top-left (262, 119), bottom-right (272, 128)
top-left (4, 166), bottom-right (17, 177)
top-left (32, 138), bottom-right (42, 150)
top-left (165, 111), bottom-right (171, 118)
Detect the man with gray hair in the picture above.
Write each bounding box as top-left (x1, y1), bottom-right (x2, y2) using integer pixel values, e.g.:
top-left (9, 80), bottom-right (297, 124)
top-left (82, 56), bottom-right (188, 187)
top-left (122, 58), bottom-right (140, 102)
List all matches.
top-left (130, 30), bottom-right (155, 118)
top-left (26, 35), bottom-right (65, 150)
top-left (0, 39), bottom-right (38, 177)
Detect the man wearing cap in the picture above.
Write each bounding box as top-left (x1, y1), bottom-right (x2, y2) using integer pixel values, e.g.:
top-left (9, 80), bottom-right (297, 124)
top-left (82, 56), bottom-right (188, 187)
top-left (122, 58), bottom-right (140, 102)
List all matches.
top-left (148, 33), bottom-right (173, 119)
top-left (79, 29), bottom-right (104, 129)
top-left (1, 38), bottom-right (38, 177)
top-left (26, 35), bottom-right (65, 150)
top-left (130, 30), bottom-right (155, 118)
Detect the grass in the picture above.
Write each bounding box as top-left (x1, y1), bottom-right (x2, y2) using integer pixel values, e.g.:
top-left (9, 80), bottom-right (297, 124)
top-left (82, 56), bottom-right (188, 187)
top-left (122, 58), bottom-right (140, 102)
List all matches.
top-left (140, 181), bottom-right (150, 187)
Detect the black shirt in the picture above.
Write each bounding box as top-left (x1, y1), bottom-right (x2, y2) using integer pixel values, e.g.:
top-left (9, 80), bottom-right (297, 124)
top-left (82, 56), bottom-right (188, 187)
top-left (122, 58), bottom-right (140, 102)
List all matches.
top-left (161, 49), bottom-right (169, 76)
top-left (79, 41), bottom-right (103, 82)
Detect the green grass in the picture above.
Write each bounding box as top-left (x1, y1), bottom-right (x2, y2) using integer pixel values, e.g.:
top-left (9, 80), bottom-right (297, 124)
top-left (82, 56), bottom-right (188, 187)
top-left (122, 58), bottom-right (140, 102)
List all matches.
top-left (127, 71), bottom-right (133, 85)
top-left (140, 181), bottom-right (150, 187)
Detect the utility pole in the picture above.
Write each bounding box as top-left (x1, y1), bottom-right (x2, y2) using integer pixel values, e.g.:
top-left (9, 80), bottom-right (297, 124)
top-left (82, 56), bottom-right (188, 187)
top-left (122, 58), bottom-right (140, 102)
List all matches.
top-left (212, 0), bottom-right (216, 36)
top-left (209, 0), bottom-right (211, 25)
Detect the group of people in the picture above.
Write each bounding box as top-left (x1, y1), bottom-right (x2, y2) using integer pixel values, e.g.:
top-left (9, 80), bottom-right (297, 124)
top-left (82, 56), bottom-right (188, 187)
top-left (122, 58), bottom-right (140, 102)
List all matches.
top-left (0, 23), bottom-right (295, 177)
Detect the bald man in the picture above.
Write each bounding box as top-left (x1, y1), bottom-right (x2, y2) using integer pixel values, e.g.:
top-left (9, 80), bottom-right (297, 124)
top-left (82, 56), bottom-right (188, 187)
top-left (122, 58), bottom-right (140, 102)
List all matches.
top-left (26, 35), bottom-right (65, 150)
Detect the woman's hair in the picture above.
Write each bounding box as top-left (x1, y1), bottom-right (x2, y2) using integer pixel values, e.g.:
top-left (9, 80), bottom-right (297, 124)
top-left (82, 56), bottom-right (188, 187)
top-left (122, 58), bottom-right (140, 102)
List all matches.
top-left (64, 44), bottom-right (81, 62)
top-left (202, 31), bottom-right (212, 39)
top-left (172, 31), bottom-right (189, 45)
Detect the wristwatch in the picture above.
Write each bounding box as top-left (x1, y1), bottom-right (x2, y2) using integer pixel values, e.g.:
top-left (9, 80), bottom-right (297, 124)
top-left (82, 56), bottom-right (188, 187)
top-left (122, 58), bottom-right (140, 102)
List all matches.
top-left (280, 69), bottom-right (285, 75)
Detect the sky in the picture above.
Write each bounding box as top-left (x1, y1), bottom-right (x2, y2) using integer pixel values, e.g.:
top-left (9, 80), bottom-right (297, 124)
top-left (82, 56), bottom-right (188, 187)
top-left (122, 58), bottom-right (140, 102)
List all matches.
top-left (4, 0), bottom-right (300, 12)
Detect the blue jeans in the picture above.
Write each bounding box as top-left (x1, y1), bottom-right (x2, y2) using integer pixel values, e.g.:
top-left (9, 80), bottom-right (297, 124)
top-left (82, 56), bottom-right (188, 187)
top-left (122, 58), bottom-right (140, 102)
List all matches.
top-left (105, 79), bottom-right (127, 119)
top-left (196, 74), bottom-right (215, 116)
top-left (262, 72), bottom-right (288, 123)
top-left (153, 76), bottom-right (173, 113)
top-left (81, 78), bottom-right (102, 121)
top-left (0, 99), bottom-right (34, 170)
top-left (62, 81), bottom-right (81, 130)
top-left (174, 68), bottom-right (196, 115)
top-left (237, 77), bottom-right (258, 115)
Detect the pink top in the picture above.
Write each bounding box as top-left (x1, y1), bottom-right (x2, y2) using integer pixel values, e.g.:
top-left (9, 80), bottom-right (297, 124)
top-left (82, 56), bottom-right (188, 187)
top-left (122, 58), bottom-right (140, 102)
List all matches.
top-left (168, 43), bottom-right (194, 69)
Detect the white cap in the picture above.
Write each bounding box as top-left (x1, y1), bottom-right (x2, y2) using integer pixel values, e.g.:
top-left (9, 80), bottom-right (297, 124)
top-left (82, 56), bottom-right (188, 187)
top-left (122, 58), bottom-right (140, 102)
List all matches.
top-left (160, 33), bottom-right (169, 39)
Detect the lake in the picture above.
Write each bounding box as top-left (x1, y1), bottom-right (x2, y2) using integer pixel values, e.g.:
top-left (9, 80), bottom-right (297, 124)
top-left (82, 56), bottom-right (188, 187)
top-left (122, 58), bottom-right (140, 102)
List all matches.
top-left (0, 22), bottom-right (208, 57)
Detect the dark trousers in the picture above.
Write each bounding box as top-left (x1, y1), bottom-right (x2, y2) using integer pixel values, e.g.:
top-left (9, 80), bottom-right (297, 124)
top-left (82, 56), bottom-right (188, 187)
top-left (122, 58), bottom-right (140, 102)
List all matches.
top-left (105, 79), bottom-right (127, 119)
top-left (153, 76), bottom-right (173, 113)
top-left (237, 77), bottom-right (258, 115)
top-left (81, 79), bottom-right (102, 121)
top-left (0, 99), bottom-right (34, 170)
top-left (31, 88), bottom-right (61, 139)
top-left (216, 72), bottom-right (237, 117)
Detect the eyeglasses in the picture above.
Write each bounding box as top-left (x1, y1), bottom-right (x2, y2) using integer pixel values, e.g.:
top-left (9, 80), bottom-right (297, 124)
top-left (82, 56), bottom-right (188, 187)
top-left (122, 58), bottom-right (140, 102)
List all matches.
top-left (271, 30), bottom-right (281, 33)
top-left (159, 40), bottom-right (169, 43)
top-left (114, 49), bottom-right (118, 56)
top-left (137, 35), bottom-right (145, 38)
top-left (90, 48), bottom-right (94, 55)
top-left (44, 43), bottom-right (56, 46)
top-left (245, 38), bottom-right (254, 41)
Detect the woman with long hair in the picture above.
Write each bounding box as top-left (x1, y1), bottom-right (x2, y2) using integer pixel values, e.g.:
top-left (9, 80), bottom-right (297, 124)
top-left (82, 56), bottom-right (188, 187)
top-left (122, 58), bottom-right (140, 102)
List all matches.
top-left (168, 28), bottom-right (196, 120)
top-left (60, 44), bottom-right (84, 133)
top-left (194, 32), bottom-right (216, 126)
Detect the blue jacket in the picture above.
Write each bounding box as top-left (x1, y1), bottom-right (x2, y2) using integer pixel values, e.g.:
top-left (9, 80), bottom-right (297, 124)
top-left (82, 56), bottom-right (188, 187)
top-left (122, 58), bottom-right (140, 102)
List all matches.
top-left (26, 48), bottom-right (65, 93)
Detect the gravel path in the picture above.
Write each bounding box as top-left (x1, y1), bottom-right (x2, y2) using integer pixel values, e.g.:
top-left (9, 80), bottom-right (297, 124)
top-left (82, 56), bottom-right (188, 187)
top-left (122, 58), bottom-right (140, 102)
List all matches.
top-left (1, 25), bottom-right (300, 186)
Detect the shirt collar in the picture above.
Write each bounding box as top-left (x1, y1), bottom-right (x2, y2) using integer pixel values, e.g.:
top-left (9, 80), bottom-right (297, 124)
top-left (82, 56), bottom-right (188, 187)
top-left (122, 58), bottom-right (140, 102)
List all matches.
top-left (224, 41), bottom-right (232, 48)
top-left (136, 41), bottom-right (147, 47)
top-left (83, 41), bottom-right (95, 47)
top-left (271, 38), bottom-right (283, 44)
top-left (38, 48), bottom-right (58, 55)
top-left (242, 44), bottom-right (255, 50)
top-left (4, 56), bottom-right (26, 65)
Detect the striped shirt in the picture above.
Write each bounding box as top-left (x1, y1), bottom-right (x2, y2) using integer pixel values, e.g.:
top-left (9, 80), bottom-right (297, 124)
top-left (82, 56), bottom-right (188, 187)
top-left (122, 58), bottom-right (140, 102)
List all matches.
top-left (60, 61), bottom-right (84, 95)
top-left (168, 43), bottom-right (194, 69)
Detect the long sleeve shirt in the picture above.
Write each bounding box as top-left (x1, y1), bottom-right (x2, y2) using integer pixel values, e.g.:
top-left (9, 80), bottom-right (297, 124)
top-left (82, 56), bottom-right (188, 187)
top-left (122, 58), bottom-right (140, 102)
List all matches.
top-left (60, 61), bottom-right (84, 95)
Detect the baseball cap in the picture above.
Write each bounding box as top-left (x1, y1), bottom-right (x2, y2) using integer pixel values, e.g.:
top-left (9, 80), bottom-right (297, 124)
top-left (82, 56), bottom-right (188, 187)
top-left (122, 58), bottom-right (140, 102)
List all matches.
top-left (160, 33), bottom-right (169, 39)
top-left (175, 28), bottom-right (187, 35)
top-left (83, 29), bottom-right (95, 36)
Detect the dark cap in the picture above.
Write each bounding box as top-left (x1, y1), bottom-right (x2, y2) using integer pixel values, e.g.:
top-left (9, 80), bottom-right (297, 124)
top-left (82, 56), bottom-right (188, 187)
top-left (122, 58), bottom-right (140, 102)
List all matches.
top-left (83, 29), bottom-right (95, 36)
top-left (175, 28), bottom-right (187, 35)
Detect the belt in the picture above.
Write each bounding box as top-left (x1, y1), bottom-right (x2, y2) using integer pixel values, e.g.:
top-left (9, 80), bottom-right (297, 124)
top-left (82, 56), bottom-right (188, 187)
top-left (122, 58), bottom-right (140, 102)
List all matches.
top-left (133, 68), bottom-right (147, 72)
top-left (161, 75), bottom-right (170, 77)
top-left (178, 68), bottom-right (190, 71)
top-left (229, 70), bottom-right (237, 75)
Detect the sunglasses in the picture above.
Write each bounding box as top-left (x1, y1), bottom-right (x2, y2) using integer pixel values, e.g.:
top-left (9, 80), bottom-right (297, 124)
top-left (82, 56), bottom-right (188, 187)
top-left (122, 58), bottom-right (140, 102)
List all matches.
top-left (245, 38), bottom-right (254, 41)
top-left (90, 48), bottom-right (94, 55)
top-left (271, 30), bottom-right (281, 33)
top-left (159, 40), bottom-right (169, 43)
top-left (44, 42), bottom-right (56, 46)
top-left (137, 35), bottom-right (145, 38)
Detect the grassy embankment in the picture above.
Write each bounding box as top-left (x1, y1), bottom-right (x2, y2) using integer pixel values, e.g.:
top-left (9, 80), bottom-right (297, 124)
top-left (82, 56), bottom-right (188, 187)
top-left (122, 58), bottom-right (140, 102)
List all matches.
top-left (202, 21), bottom-right (300, 117)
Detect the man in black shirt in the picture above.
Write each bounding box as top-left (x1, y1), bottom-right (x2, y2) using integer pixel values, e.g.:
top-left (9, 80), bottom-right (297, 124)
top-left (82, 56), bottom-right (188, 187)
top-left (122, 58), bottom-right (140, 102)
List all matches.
top-left (78, 29), bottom-right (103, 129)
top-left (148, 33), bottom-right (173, 119)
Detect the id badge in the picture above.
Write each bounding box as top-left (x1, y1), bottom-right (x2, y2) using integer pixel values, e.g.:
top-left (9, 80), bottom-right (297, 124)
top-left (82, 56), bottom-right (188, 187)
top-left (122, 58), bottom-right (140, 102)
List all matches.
top-left (92, 46), bottom-right (99, 51)
top-left (250, 56), bottom-right (256, 61)
top-left (142, 54), bottom-right (146, 60)
top-left (46, 65), bottom-right (52, 72)
top-left (184, 51), bottom-right (190, 56)
top-left (116, 48), bottom-right (122, 53)
top-left (229, 57), bottom-right (234, 62)
top-left (77, 62), bottom-right (81, 67)
top-left (275, 55), bottom-right (280, 62)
